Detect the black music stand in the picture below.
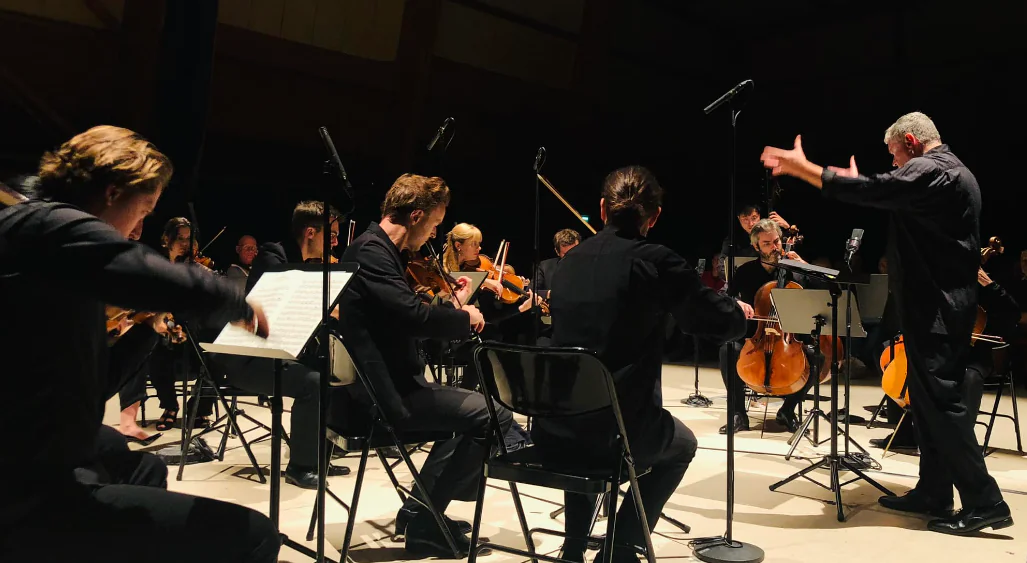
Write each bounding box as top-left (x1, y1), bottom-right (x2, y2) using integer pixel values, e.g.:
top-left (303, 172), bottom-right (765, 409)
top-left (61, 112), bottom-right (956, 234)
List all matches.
top-left (766, 260), bottom-right (893, 521)
top-left (202, 263), bottom-right (358, 562)
top-left (769, 288), bottom-right (866, 459)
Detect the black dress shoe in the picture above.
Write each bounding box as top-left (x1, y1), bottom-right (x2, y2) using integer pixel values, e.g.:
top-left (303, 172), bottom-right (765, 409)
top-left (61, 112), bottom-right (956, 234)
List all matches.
top-left (405, 512), bottom-right (491, 558)
top-left (869, 433), bottom-right (917, 450)
top-left (878, 489), bottom-right (954, 517)
top-left (719, 414), bottom-right (750, 435)
top-left (394, 506), bottom-right (472, 537)
top-left (284, 465), bottom-right (319, 489)
top-left (775, 410), bottom-right (800, 433)
top-left (927, 501), bottom-right (1013, 536)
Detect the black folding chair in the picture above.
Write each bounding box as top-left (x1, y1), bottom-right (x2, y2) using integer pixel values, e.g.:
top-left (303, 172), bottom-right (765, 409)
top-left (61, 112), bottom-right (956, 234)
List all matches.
top-left (470, 342), bottom-right (657, 563)
top-left (976, 343), bottom-right (1023, 455)
top-left (304, 335), bottom-right (462, 561)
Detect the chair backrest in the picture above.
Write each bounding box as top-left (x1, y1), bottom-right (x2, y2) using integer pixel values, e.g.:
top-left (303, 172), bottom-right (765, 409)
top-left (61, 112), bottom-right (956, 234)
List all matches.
top-left (991, 342), bottom-right (1012, 375)
top-left (473, 342), bottom-right (619, 420)
top-left (330, 335), bottom-right (357, 386)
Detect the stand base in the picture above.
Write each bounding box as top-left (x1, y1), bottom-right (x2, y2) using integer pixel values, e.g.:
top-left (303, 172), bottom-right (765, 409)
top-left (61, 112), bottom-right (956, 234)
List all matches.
top-left (283, 534), bottom-right (339, 563)
top-left (682, 394), bottom-right (713, 408)
top-left (692, 538), bottom-right (764, 563)
top-left (769, 455), bottom-right (894, 521)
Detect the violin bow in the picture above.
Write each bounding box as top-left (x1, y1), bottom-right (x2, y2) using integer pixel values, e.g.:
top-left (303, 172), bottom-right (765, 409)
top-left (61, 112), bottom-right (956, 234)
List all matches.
top-left (536, 174), bottom-right (597, 235)
top-left (198, 225), bottom-right (227, 254)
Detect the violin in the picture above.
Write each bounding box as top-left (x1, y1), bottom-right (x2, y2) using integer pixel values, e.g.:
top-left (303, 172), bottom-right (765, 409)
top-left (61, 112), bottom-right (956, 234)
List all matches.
top-left (471, 242), bottom-right (549, 314)
top-left (880, 235), bottom-right (1005, 408)
top-left (405, 249), bottom-right (464, 303)
top-left (105, 305), bottom-right (186, 344)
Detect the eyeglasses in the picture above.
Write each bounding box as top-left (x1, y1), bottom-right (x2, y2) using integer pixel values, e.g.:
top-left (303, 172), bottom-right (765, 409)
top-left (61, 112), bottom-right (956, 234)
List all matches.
top-left (240, 245), bottom-right (258, 252)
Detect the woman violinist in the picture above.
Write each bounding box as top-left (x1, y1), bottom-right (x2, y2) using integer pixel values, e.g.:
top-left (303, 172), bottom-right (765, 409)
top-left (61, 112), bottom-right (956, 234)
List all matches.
top-left (719, 218), bottom-right (819, 435)
top-left (119, 217), bottom-right (214, 431)
top-left (442, 223), bottom-right (543, 339)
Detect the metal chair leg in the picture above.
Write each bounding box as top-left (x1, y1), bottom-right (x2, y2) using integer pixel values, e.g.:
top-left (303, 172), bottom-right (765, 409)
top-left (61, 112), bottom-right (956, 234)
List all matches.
top-left (982, 381), bottom-right (1004, 455)
top-left (883, 410), bottom-right (907, 458)
top-left (1009, 374), bottom-right (1023, 452)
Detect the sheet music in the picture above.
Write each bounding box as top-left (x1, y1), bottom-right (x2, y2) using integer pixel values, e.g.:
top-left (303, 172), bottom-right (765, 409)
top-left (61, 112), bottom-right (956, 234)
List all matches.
top-left (201, 269), bottom-right (353, 360)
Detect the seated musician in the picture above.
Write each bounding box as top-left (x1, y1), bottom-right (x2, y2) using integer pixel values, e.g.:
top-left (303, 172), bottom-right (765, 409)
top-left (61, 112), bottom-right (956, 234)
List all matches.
top-left (719, 218), bottom-right (814, 434)
top-left (539, 166), bottom-right (746, 563)
top-left (217, 201), bottom-right (351, 489)
top-left (535, 228), bottom-right (582, 300)
top-left (225, 234), bottom-right (258, 291)
top-left (0, 124), bottom-right (278, 562)
top-left (717, 203), bottom-right (791, 277)
top-left (872, 267), bottom-right (1020, 451)
top-left (336, 174), bottom-right (509, 557)
top-left (442, 222), bottom-right (540, 341)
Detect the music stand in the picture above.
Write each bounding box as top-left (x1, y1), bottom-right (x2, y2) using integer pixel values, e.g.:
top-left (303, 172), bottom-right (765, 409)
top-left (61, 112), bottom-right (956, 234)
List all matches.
top-left (770, 289), bottom-right (866, 458)
top-left (722, 256), bottom-right (757, 289)
top-left (202, 263), bottom-right (357, 562)
top-left (766, 260), bottom-right (894, 521)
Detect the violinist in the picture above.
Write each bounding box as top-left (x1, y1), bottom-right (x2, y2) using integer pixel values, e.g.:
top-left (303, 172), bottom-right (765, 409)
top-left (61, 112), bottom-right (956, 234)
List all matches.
top-left (719, 218), bottom-right (814, 435)
top-left (442, 223), bottom-right (541, 335)
top-left (336, 174), bottom-right (505, 557)
top-left (216, 201), bottom-right (350, 489)
top-left (535, 228), bottom-right (582, 300)
top-left (225, 234), bottom-right (258, 292)
top-left (133, 217), bottom-right (214, 432)
top-left (761, 111), bottom-right (1011, 534)
top-left (538, 166), bottom-right (745, 563)
top-left (0, 125), bottom-right (277, 562)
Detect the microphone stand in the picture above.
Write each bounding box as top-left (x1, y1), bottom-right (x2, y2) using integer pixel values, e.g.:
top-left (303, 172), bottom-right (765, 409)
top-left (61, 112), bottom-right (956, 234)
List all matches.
top-left (532, 147), bottom-right (546, 345)
top-left (691, 84), bottom-right (763, 563)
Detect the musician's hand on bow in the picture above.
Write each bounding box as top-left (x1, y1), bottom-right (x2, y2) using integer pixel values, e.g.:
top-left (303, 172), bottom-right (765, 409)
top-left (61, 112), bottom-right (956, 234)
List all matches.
top-left (463, 304), bottom-right (485, 332)
top-left (517, 289), bottom-right (538, 313)
top-left (827, 155), bottom-right (859, 178)
top-left (143, 313), bottom-right (169, 335)
top-left (483, 278), bottom-right (505, 295)
top-left (235, 300), bottom-right (270, 338)
top-left (737, 300), bottom-right (755, 319)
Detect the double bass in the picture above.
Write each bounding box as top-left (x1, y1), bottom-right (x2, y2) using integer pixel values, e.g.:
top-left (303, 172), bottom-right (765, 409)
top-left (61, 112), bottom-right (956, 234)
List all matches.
top-left (880, 236), bottom-right (1005, 407)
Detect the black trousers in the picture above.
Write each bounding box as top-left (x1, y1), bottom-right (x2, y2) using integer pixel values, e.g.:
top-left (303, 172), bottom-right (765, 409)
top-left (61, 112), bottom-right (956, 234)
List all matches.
top-left (903, 333), bottom-right (1002, 508)
top-left (719, 340), bottom-right (815, 417)
top-left (398, 384), bottom-right (514, 515)
top-left (120, 341), bottom-right (214, 417)
top-left (0, 478), bottom-right (280, 563)
top-left (538, 412), bottom-right (697, 560)
top-left (219, 355), bottom-right (324, 469)
top-left (77, 425), bottom-right (168, 488)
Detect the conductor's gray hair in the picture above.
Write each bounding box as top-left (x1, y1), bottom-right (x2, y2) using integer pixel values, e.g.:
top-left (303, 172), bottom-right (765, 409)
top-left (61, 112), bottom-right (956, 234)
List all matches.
top-left (883, 112), bottom-right (942, 144)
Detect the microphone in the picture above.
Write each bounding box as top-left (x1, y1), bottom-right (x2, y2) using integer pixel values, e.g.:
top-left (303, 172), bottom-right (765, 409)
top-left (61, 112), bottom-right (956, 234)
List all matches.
top-left (318, 126), bottom-right (355, 199)
top-left (533, 147), bottom-right (546, 172)
top-left (844, 228), bottom-right (864, 268)
top-left (703, 79), bottom-right (754, 114)
top-left (427, 117), bottom-right (454, 151)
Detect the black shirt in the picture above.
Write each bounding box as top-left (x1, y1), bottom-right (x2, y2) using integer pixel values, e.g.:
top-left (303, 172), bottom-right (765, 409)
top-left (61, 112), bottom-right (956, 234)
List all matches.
top-left (534, 256), bottom-right (560, 297)
top-left (822, 144), bottom-right (980, 342)
top-left (0, 201), bottom-right (252, 492)
top-left (539, 225), bottom-right (745, 446)
top-left (338, 222), bottom-right (470, 420)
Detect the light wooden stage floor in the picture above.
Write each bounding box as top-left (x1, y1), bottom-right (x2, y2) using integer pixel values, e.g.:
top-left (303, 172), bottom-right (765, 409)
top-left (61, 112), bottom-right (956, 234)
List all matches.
top-left (103, 364), bottom-right (1027, 563)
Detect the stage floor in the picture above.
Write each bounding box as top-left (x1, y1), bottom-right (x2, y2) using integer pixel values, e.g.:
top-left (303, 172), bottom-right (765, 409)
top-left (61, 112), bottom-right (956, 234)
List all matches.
top-left (102, 364), bottom-right (1027, 563)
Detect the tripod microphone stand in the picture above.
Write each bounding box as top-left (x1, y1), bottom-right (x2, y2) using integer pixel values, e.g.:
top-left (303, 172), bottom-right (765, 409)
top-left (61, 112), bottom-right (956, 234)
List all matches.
top-left (682, 334), bottom-right (713, 408)
top-left (691, 78), bottom-right (763, 563)
top-left (766, 261), bottom-right (893, 521)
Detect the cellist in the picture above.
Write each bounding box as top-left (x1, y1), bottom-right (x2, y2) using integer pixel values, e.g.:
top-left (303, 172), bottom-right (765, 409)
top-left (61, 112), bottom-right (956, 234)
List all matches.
top-left (718, 218), bottom-right (816, 435)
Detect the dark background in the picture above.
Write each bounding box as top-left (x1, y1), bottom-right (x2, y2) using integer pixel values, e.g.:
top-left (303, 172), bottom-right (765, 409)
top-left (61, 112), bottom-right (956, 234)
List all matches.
top-left (2, 1), bottom-right (1024, 283)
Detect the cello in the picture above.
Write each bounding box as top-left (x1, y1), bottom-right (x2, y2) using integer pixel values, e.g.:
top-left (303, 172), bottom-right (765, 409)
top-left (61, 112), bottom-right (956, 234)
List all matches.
top-left (880, 236), bottom-right (1005, 407)
top-left (735, 231), bottom-right (811, 395)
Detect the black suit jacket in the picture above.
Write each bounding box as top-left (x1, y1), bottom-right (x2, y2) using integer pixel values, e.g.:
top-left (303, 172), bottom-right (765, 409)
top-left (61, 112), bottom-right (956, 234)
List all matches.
top-left (535, 225), bottom-right (746, 453)
top-left (338, 222), bottom-right (470, 421)
top-left (535, 256), bottom-right (560, 297)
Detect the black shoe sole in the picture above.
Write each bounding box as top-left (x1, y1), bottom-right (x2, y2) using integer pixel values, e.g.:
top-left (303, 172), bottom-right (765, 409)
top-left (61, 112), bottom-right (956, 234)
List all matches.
top-left (928, 516), bottom-right (1014, 536)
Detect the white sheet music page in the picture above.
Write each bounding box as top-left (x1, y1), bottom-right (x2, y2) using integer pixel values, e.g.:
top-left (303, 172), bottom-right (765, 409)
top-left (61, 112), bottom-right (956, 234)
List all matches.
top-left (200, 269), bottom-right (352, 360)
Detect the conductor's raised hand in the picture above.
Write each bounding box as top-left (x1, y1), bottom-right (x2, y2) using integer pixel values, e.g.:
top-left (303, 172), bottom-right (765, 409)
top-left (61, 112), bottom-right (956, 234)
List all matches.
top-left (761, 135), bottom-right (808, 178)
top-left (827, 155), bottom-right (859, 178)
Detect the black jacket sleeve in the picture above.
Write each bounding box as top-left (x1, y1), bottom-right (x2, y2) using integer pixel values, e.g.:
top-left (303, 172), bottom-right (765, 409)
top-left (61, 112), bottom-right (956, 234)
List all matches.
top-left (355, 238), bottom-right (470, 340)
top-left (821, 158), bottom-right (943, 212)
top-left (28, 206), bottom-right (252, 327)
top-left (653, 247), bottom-right (746, 343)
